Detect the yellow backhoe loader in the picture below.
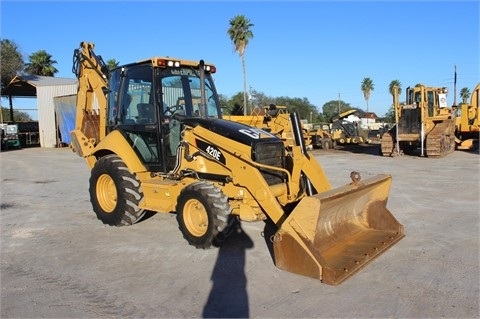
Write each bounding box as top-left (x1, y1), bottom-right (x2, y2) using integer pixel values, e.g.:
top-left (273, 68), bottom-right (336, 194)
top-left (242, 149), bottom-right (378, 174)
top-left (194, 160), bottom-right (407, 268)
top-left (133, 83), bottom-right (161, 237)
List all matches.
top-left (381, 85), bottom-right (456, 157)
top-left (70, 42), bottom-right (404, 285)
top-left (330, 110), bottom-right (369, 145)
top-left (455, 83), bottom-right (479, 151)
top-left (225, 104), bottom-right (336, 149)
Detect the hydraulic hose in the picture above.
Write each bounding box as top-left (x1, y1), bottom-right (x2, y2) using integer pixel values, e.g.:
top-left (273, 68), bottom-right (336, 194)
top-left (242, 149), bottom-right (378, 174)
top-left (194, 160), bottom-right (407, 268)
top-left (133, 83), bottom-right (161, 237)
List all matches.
top-left (290, 111), bottom-right (313, 195)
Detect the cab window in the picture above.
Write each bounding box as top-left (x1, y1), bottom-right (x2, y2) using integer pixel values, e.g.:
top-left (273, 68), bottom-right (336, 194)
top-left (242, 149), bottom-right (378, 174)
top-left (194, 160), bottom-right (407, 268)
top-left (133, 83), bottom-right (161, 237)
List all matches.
top-left (122, 65), bottom-right (156, 124)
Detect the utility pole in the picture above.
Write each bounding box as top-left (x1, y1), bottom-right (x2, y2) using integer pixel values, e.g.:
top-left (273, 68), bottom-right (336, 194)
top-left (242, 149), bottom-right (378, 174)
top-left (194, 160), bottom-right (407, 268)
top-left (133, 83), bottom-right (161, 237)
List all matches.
top-left (453, 65), bottom-right (457, 106)
top-left (338, 93), bottom-right (341, 115)
top-left (249, 85), bottom-right (253, 113)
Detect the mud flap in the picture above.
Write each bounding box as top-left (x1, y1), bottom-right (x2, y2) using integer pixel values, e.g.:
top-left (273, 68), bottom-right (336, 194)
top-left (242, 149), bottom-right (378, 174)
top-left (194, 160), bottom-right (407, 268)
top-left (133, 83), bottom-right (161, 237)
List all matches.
top-left (272, 174), bottom-right (404, 285)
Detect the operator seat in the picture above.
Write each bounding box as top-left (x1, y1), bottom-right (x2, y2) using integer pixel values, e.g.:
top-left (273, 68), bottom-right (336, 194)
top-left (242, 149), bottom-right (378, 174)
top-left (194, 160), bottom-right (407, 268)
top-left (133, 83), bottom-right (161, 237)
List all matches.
top-left (137, 103), bottom-right (155, 123)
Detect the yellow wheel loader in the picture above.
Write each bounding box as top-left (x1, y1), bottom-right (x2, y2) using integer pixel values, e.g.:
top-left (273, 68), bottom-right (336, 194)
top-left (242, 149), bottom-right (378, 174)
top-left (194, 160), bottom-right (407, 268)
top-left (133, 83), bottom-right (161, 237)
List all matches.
top-left (70, 42), bottom-right (404, 285)
top-left (381, 85), bottom-right (456, 157)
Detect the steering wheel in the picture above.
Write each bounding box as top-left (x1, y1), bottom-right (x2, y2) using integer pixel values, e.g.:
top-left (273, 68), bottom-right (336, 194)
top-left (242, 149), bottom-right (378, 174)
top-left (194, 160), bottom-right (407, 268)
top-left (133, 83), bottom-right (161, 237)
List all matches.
top-left (164, 105), bottom-right (184, 116)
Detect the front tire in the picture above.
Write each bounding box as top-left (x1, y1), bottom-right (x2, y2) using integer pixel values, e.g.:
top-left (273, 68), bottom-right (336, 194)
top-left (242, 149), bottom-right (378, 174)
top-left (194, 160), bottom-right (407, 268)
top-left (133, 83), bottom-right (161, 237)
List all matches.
top-left (89, 154), bottom-right (145, 226)
top-left (176, 182), bottom-right (231, 249)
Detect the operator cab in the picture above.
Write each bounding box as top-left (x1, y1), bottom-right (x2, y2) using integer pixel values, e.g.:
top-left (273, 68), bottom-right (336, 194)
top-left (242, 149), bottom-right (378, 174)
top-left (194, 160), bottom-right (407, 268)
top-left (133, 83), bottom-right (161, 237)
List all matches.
top-left (106, 58), bottom-right (220, 172)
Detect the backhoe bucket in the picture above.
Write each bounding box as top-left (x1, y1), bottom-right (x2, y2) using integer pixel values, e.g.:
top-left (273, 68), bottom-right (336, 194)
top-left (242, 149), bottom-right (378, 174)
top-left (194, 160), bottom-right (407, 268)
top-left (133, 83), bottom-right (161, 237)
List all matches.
top-left (272, 174), bottom-right (404, 285)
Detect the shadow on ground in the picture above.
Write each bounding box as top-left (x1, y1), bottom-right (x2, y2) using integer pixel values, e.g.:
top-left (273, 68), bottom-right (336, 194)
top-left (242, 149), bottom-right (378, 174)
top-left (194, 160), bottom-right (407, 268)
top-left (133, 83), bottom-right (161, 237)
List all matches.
top-left (330, 143), bottom-right (383, 156)
top-left (203, 222), bottom-right (254, 318)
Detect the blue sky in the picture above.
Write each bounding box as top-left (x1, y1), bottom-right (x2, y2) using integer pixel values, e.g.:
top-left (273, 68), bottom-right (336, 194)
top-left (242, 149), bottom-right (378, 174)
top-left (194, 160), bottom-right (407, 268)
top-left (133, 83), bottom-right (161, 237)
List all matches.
top-left (1, 0), bottom-right (479, 120)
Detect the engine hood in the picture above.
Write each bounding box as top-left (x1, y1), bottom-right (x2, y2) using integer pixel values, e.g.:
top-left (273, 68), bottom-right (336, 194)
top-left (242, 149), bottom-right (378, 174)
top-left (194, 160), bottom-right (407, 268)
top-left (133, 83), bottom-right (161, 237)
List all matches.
top-left (182, 117), bottom-right (280, 146)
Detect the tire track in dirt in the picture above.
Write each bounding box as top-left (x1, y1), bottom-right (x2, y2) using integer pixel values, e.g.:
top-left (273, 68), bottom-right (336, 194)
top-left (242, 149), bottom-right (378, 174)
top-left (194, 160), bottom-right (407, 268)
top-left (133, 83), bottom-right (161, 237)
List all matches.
top-left (1, 259), bottom-right (155, 318)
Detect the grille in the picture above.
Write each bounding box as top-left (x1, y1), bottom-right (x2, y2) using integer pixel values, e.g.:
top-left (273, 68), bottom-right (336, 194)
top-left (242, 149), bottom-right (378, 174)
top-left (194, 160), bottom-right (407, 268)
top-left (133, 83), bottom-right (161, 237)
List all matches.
top-left (399, 109), bottom-right (421, 134)
top-left (252, 140), bottom-right (285, 185)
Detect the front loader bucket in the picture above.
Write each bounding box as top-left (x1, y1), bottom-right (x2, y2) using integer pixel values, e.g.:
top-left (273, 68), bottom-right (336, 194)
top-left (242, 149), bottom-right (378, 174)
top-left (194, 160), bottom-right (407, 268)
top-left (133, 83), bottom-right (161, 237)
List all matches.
top-left (272, 174), bottom-right (404, 285)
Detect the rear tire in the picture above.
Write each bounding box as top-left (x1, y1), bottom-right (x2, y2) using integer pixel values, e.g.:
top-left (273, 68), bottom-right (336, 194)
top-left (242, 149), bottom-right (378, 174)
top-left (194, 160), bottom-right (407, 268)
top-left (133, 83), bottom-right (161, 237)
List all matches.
top-left (89, 154), bottom-right (145, 226)
top-left (321, 140), bottom-right (330, 150)
top-left (176, 182), bottom-right (231, 249)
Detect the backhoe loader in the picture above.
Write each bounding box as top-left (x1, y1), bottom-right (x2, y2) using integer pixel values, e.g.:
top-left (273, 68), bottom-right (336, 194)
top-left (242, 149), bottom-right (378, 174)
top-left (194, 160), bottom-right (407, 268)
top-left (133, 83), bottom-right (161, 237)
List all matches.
top-left (225, 104), bottom-right (336, 149)
top-left (330, 110), bottom-right (369, 145)
top-left (70, 42), bottom-right (404, 285)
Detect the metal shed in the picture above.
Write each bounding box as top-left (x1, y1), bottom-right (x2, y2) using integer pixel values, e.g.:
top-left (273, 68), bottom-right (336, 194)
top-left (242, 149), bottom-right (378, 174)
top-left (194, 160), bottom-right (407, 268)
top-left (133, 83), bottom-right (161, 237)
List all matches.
top-left (1, 75), bottom-right (78, 148)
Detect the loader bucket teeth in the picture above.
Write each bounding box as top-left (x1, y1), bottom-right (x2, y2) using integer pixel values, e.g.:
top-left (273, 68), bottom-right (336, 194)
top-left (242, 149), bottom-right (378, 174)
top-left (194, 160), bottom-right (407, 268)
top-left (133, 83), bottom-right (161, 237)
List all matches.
top-left (272, 174), bottom-right (404, 285)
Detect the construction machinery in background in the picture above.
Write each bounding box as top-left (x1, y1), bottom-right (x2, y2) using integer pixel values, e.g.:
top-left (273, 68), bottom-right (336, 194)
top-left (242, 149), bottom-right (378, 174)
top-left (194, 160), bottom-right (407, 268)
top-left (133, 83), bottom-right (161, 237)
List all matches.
top-left (381, 84), bottom-right (456, 157)
top-left (0, 123), bottom-right (21, 151)
top-left (454, 83), bottom-right (479, 151)
top-left (70, 42), bottom-right (404, 285)
top-left (307, 122), bottom-right (337, 150)
top-left (330, 109), bottom-right (369, 145)
top-left (225, 104), bottom-right (336, 149)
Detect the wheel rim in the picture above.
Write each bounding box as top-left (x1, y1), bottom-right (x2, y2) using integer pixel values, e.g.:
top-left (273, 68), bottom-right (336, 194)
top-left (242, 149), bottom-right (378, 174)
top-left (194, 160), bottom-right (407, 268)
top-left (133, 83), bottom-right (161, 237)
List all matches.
top-left (183, 199), bottom-right (208, 237)
top-left (96, 173), bottom-right (117, 213)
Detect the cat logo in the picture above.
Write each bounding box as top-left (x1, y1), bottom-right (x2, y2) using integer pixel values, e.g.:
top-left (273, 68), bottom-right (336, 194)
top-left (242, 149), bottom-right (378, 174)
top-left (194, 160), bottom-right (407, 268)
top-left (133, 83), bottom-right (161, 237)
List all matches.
top-left (239, 128), bottom-right (275, 139)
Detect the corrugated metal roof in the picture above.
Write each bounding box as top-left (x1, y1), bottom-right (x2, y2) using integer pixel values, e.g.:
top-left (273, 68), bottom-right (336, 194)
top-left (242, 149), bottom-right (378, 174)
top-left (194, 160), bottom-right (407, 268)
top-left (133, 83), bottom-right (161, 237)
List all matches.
top-left (21, 75), bottom-right (77, 87)
top-left (1, 75), bottom-right (77, 97)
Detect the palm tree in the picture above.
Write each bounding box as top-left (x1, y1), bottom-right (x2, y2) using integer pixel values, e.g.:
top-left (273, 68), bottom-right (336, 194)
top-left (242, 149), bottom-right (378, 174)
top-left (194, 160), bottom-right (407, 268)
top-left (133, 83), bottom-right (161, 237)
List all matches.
top-left (361, 77), bottom-right (374, 112)
top-left (460, 87), bottom-right (471, 104)
top-left (388, 79), bottom-right (402, 101)
top-left (227, 15), bottom-right (254, 115)
top-left (24, 50), bottom-right (58, 76)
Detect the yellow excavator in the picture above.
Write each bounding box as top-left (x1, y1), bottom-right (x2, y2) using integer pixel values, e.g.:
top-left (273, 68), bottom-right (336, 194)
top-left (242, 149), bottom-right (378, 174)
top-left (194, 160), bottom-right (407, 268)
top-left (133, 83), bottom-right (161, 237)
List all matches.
top-left (70, 42), bottom-right (404, 285)
top-left (381, 85), bottom-right (456, 157)
top-left (455, 83), bottom-right (479, 151)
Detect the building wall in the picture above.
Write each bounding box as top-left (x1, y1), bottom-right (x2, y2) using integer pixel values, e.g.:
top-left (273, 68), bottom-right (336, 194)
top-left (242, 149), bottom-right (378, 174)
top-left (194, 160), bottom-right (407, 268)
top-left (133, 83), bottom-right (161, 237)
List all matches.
top-left (37, 84), bottom-right (77, 147)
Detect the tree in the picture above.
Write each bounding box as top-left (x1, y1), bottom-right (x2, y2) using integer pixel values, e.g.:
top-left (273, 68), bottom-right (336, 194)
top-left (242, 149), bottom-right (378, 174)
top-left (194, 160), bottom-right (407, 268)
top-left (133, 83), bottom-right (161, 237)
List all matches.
top-left (222, 92), bottom-right (244, 115)
top-left (388, 79), bottom-right (402, 102)
top-left (107, 59), bottom-right (120, 71)
top-left (249, 89), bottom-right (270, 109)
top-left (227, 15), bottom-right (254, 115)
top-left (460, 87), bottom-right (471, 104)
top-left (361, 77), bottom-right (374, 112)
top-left (322, 100), bottom-right (352, 122)
top-left (383, 106), bottom-right (395, 123)
top-left (1, 107), bottom-right (32, 122)
top-left (24, 50), bottom-right (58, 76)
top-left (1, 39), bottom-right (24, 90)
top-left (272, 96), bottom-right (317, 120)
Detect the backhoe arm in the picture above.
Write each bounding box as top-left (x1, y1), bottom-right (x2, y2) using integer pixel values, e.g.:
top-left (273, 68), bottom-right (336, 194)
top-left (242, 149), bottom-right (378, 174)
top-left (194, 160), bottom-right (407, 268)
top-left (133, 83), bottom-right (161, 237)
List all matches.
top-left (70, 42), bottom-right (109, 157)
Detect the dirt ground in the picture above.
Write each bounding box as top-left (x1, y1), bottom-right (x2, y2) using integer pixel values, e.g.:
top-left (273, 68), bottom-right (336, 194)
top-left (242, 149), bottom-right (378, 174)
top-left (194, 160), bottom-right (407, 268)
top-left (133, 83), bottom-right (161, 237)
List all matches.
top-left (1, 145), bottom-right (479, 318)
